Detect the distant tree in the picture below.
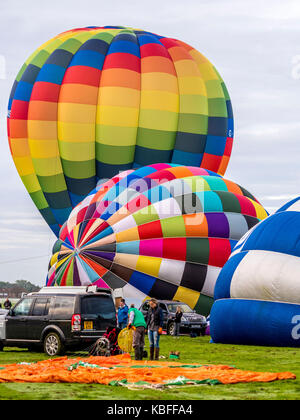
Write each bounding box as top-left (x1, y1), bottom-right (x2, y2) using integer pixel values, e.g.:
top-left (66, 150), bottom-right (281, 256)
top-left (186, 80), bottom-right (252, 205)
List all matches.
top-left (0, 280), bottom-right (40, 298)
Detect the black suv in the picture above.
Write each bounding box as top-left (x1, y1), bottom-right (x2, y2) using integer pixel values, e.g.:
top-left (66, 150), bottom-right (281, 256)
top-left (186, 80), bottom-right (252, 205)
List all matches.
top-left (0, 286), bottom-right (117, 356)
top-left (140, 300), bottom-right (207, 336)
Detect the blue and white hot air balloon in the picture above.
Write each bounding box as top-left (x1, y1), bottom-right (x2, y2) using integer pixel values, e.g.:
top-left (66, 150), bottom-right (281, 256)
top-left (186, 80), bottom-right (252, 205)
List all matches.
top-left (210, 196), bottom-right (300, 347)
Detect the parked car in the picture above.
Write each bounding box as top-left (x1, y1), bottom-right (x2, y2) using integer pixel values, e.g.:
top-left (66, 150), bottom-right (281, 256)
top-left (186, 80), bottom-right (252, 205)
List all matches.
top-left (0, 286), bottom-right (117, 356)
top-left (139, 300), bottom-right (207, 336)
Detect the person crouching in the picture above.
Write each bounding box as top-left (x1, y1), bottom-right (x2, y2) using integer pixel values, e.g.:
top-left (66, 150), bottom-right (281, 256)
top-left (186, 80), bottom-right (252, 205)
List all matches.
top-left (128, 304), bottom-right (147, 361)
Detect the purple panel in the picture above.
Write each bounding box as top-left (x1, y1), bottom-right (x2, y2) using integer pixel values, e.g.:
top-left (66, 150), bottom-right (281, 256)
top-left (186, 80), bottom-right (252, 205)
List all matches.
top-left (84, 250), bottom-right (116, 262)
top-left (206, 213), bottom-right (229, 238)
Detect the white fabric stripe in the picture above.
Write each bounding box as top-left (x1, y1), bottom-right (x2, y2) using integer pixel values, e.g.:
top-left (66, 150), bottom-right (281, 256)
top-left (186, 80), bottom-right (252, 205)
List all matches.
top-left (230, 250), bottom-right (300, 304)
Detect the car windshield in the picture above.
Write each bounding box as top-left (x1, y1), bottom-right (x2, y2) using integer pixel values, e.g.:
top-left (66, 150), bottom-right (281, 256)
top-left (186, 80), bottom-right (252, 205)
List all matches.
top-left (81, 296), bottom-right (115, 320)
top-left (167, 304), bottom-right (193, 313)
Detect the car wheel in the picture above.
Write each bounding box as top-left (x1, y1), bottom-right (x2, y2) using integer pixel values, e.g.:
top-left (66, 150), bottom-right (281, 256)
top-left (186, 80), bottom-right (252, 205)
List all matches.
top-left (44, 332), bottom-right (65, 357)
top-left (167, 322), bottom-right (175, 336)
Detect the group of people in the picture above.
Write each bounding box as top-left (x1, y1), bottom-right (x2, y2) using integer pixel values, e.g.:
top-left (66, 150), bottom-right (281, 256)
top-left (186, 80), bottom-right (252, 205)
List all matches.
top-left (117, 298), bottom-right (183, 361)
top-left (0, 298), bottom-right (12, 310)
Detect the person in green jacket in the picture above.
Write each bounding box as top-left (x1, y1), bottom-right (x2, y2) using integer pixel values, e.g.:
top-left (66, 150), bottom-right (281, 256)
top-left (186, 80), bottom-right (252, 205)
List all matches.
top-left (128, 304), bottom-right (147, 361)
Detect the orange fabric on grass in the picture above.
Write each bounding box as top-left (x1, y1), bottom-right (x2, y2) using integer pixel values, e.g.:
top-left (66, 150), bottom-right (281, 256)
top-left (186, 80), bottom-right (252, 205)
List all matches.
top-left (0, 354), bottom-right (295, 385)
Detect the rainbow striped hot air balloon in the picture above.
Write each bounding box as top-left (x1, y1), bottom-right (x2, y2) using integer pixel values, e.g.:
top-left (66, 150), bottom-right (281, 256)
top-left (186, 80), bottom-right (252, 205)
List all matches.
top-left (47, 164), bottom-right (267, 315)
top-left (8, 26), bottom-right (234, 236)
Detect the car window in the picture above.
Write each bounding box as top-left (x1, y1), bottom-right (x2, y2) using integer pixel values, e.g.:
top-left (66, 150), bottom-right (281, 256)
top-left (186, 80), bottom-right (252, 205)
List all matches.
top-left (52, 296), bottom-right (75, 319)
top-left (142, 302), bottom-right (149, 311)
top-left (160, 303), bottom-right (167, 312)
top-left (81, 296), bottom-right (115, 320)
top-left (13, 298), bottom-right (33, 316)
top-left (167, 304), bottom-right (193, 313)
top-left (32, 298), bottom-right (50, 316)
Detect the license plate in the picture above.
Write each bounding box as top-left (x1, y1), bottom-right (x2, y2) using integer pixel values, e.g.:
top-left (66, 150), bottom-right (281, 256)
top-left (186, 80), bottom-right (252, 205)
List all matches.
top-left (191, 325), bottom-right (199, 328)
top-left (84, 321), bottom-right (93, 330)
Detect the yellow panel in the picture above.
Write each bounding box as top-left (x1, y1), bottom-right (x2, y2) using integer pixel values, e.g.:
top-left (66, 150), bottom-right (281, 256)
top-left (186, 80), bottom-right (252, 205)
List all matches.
top-left (10, 138), bottom-right (30, 157)
top-left (173, 287), bottom-right (200, 309)
top-left (140, 91), bottom-right (179, 113)
top-left (116, 227), bottom-right (139, 243)
top-left (142, 72), bottom-right (178, 93)
top-left (58, 122), bottom-right (95, 142)
top-left (138, 109), bottom-right (178, 131)
top-left (21, 173), bottom-right (41, 193)
top-left (136, 256), bottom-right (162, 278)
top-left (28, 120), bottom-right (57, 140)
top-left (198, 63), bottom-right (219, 81)
top-left (99, 87), bottom-right (140, 108)
top-left (180, 95), bottom-right (208, 114)
top-left (177, 77), bottom-right (206, 95)
top-left (29, 139), bottom-right (59, 159)
top-left (58, 103), bottom-right (96, 124)
top-left (33, 156), bottom-right (63, 176)
top-left (251, 200), bottom-right (268, 221)
top-left (14, 156), bottom-right (35, 176)
top-left (97, 106), bottom-right (139, 127)
top-left (173, 60), bottom-right (200, 77)
top-left (59, 141), bottom-right (95, 161)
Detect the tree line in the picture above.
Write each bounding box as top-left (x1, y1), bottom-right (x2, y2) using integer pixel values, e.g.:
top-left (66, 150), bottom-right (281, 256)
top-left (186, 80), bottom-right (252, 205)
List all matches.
top-left (0, 280), bottom-right (40, 298)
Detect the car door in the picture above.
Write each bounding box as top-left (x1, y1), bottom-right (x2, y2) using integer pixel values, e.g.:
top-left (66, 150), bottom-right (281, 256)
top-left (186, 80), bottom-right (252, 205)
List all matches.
top-left (6, 297), bottom-right (34, 340)
top-left (26, 297), bottom-right (51, 341)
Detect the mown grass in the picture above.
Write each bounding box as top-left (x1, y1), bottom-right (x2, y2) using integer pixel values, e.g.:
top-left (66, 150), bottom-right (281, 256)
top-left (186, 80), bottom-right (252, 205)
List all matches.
top-left (0, 336), bottom-right (299, 400)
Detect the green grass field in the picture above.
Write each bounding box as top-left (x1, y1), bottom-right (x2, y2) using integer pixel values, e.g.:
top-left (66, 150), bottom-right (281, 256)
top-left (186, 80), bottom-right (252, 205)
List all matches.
top-left (0, 335), bottom-right (299, 400)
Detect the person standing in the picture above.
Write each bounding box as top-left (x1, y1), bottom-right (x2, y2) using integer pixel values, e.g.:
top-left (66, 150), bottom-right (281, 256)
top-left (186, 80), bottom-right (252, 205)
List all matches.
top-left (174, 306), bottom-right (183, 338)
top-left (4, 298), bottom-right (12, 311)
top-left (146, 298), bottom-right (164, 361)
top-left (117, 299), bottom-right (129, 330)
top-left (128, 304), bottom-right (147, 361)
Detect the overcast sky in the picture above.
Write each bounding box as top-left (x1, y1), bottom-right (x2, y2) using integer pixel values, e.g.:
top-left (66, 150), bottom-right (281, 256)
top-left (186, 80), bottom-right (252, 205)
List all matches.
top-left (0, 0), bottom-right (300, 286)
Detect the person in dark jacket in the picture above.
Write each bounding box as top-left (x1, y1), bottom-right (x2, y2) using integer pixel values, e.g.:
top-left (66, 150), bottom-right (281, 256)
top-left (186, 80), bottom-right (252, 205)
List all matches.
top-left (173, 306), bottom-right (183, 337)
top-left (117, 299), bottom-right (129, 330)
top-left (4, 298), bottom-right (12, 310)
top-left (146, 298), bottom-right (164, 361)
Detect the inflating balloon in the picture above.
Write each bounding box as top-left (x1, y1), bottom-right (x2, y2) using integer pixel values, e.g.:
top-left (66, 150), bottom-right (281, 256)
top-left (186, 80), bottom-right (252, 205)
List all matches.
top-left (47, 164), bottom-right (267, 315)
top-left (8, 26), bottom-right (234, 236)
top-left (211, 196), bottom-right (300, 347)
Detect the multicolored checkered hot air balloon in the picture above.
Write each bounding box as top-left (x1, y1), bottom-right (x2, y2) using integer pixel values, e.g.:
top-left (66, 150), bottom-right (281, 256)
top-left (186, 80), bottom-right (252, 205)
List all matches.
top-left (7, 26), bottom-right (234, 236)
top-left (47, 164), bottom-right (267, 315)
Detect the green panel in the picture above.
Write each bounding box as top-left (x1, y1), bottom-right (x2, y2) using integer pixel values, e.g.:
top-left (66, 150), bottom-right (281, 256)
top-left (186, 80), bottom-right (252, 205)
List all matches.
top-left (61, 38), bottom-right (82, 54)
top-left (96, 144), bottom-right (135, 164)
top-left (207, 98), bottom-right (228, 117)
top-left (30, 190), bottom-right (49, 209)
top-left (37, 174), bottom-right (67, 193)
top-left (160, 216), bottom-right (186, 237)
top-left (96, 125), bottom-right (138, 146)
top-left (66, 259), bottom-right (74, 286)
top-left (133, 206), bottom-right (159, 226)
top-left (30, 50), bottom-right (50, 68)
top-left (136, 127), bottom-right (177, 150)
top-left (186, 238), bottom-right (209, 265)
top-left (194, 294), bottom-right (213, 316)
top-left (216, 191), bottom-right (241, 213)
top-left (16, 63), bottom-right (28, 81)
top-left (177, 114), bottom-right (208, 135)
top-left (61, 159), bottom-right (96, 179)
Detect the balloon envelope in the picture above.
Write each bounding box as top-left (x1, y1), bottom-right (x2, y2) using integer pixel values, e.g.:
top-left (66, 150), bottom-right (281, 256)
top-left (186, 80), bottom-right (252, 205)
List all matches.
top-left (8, 26), bottom-right (234, 236)
top-left (47, 164), bottom-right (267, 315)
top-left (212, 196), bottom-right (300, 347)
